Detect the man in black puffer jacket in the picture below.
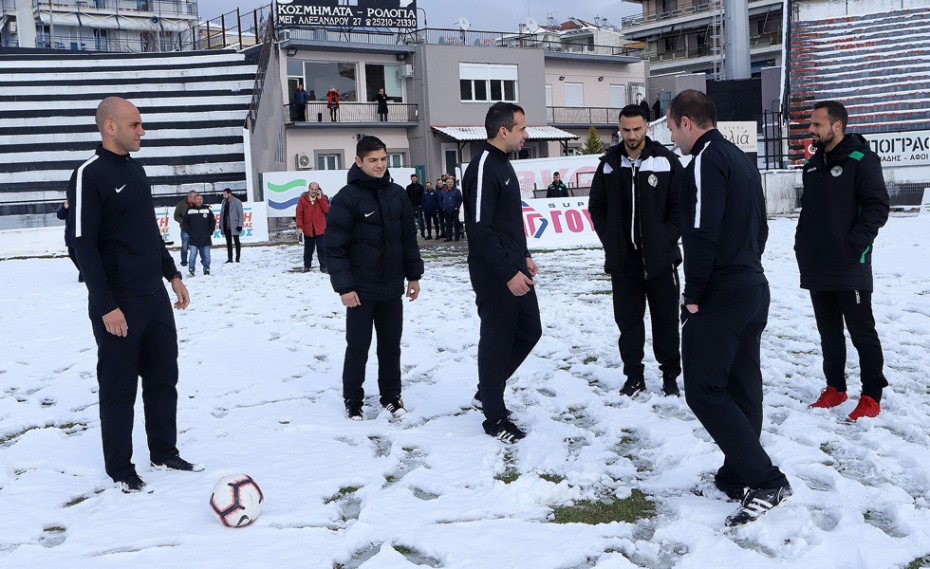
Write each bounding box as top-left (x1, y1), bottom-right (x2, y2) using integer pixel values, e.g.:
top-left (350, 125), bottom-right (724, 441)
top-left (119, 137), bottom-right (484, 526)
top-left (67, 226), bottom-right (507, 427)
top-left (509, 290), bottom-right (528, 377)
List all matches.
top-left (326, 136), bottom-right (424, 421)
top-left (796, 100), bottom-right (889, 421)
top-left (589, 104), bottom-right (682, 398)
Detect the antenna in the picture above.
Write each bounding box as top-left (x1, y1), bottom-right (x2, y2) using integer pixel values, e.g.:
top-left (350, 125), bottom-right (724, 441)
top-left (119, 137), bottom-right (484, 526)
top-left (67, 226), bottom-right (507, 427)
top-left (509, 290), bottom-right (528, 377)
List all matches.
top-left (457, 17), bottom-right (471, 31)
top-left (524, 17), bottom-right (539, 31)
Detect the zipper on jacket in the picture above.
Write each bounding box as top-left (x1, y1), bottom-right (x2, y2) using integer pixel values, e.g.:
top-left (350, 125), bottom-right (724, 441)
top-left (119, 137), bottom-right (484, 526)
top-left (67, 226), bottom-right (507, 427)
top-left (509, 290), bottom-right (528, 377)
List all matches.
top-left (855, 290), bottom-right (861, 305)
top-left (630, 161), bottom-right (638, 252)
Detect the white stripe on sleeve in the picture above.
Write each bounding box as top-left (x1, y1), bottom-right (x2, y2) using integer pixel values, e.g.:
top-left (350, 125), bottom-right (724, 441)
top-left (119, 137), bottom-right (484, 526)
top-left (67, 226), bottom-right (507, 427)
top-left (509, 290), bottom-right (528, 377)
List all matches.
top-left (73, 154), bottom-right (99, 239)
top-left (693, 142), bottom-right (709, 229)
top-left (474, 150), bottom-right (489, 223)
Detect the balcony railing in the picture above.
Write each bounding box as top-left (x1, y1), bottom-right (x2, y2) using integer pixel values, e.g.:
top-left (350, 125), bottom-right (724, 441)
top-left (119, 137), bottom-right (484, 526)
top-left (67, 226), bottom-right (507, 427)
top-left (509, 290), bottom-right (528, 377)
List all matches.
top-left (30, 0), bottom-right (196, 17)
top-left (645, 34), bottom-right (781, 64)
top-left (621, 2), bottom-right (721, 27)
top-left (35, 31), bottom-right (188, 52)
top-left (547, 106), bottom-right (624, 125)
top-left (287, 102), bottom-right (418, 124)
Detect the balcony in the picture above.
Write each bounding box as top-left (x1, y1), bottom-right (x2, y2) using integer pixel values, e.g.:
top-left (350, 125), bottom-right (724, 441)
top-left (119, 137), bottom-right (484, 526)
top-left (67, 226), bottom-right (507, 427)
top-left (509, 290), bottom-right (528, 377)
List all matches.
top-left (29, 0), bottom-right (196, 17)
top-left (547, 106), bottom-right (623, 127)
top-left (286, 102), bottom-right (418, 125)
top-left (621, 2), bottom-right (721, 28)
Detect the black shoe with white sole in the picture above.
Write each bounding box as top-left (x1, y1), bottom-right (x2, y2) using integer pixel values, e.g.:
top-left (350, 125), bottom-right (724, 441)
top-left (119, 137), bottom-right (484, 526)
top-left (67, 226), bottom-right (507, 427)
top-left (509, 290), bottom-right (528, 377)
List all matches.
top-left (115, 472), bottom-right (147, 493)
top-left (619, 376), bottom-right (646, 397)
top-left (725, 483), bottom-right (792, 527)
top-left (346, 403), bottom-right (364, 421)
top-left (662, 374), bottom-right (680, 397)
top-left (484, 418), bottom-right (526, 444)
top-left (151, 455), bottom-right (204, 472)
top-left (383, 398), bottom-right (407, 418)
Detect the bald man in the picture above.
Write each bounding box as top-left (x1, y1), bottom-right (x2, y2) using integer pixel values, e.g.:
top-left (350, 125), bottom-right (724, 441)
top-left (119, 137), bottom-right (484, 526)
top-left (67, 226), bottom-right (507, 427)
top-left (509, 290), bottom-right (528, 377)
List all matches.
top-left (68, 97), bottom-right (201, 493)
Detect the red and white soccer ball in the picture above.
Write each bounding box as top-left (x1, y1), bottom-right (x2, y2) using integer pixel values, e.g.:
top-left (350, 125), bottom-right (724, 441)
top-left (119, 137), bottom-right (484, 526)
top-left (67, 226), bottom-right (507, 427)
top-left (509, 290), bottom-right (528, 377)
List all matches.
top-left (210, 474), bottom-right (264, 528)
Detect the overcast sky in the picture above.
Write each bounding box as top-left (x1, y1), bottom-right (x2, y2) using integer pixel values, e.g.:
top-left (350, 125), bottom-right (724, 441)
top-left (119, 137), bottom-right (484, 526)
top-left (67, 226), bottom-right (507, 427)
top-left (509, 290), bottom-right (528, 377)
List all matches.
top-left (196, 0), bottom-right (642, 31)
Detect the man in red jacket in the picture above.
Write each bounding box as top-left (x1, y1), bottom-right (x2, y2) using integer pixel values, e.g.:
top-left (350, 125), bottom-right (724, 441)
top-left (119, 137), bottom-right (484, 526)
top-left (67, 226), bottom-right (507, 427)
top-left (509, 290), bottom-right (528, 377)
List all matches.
top-left (296, 182), bottom-right (330, 272)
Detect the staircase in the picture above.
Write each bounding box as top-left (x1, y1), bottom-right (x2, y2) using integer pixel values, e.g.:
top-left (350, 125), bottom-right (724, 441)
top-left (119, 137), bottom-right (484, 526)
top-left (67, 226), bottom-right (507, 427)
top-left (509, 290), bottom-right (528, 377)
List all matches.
top-left (0, 49), bottom-right (256, 219)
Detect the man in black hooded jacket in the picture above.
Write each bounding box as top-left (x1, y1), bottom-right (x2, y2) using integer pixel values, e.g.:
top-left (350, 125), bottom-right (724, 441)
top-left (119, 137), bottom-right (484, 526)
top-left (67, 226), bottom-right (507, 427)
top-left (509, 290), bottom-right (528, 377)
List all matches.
top-left (796, 100), bottom-right (889, 422)
top-left (589, 104), bottom-right (682, 398)
top-left (326, 136), bottom-right (424, 421)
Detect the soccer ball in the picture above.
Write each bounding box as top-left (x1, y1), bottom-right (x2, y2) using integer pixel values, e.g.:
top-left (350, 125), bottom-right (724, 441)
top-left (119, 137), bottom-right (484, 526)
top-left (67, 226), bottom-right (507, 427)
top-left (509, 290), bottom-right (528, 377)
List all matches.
top-left (210, 474), bottom-right (264, 528)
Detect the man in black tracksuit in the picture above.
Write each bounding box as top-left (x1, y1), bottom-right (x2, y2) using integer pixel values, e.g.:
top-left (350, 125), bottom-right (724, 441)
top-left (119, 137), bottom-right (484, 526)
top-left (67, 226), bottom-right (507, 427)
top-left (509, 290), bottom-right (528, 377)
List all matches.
top-left (69, 97), bottom-right (200, 493)
top-left (668, 90), bottom-right (790, 527)
top-left (588, 104), bottom-right (682, 398)
top-left (463, 102), bottom-right (542, 444)
top-left (326, 136), bottom-right (424, 420)
top-left (406, 174), bottom-right (425, 238)
top-left (796, 100), bottom-right (889, 421)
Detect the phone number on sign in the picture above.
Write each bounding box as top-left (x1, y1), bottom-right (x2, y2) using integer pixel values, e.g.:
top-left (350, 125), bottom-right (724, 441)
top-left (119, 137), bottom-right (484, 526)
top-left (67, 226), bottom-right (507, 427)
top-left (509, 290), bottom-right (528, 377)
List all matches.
top-left (364, 17), bottom-right (417, 27)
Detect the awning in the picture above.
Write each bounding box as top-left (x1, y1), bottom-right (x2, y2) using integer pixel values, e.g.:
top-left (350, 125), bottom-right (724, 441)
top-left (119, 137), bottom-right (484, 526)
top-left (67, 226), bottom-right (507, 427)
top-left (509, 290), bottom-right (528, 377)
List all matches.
top-left (432, 125), bottom-right (578, 141)
top-left (38, 12), bottom-right (192, 33)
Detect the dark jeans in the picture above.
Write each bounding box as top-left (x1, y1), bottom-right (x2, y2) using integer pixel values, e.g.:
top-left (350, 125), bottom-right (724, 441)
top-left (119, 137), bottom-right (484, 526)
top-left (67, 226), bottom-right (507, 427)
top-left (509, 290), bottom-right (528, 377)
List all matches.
top-left (89, 288), bottom-right (179, 481)
top-left (329, 107), bottom-right (338, 121)
top-left (611, 264), bottom-right (681, 379)
top-left (414, 206), bottom-right (425, 236)
top-left (682, 283), bottom-right (787, 490)
top-left (225, 233), bottom-right (240, 261)
top-left (444, 210), bottom-right (461, 239)
top-left (424, 211), bottom-right (440, 237)
top-left (342, 296), bottom-right (403, 407)
top-left (179, 229), bottom-right (190, 265)
top-left (470, 264), bottom-right (542, 429)
top-left (810, 290), bottom-right (886, 401)
top-left (303, 233), bottom-right (327, 270)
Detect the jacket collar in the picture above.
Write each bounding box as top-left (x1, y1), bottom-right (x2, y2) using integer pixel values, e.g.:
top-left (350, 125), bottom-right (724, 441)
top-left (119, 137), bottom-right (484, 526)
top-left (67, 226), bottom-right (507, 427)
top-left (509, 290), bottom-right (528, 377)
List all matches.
top-left (96, 144), bottom-right (131, 162)
top-left (690, 129), bottom-right (722, 156)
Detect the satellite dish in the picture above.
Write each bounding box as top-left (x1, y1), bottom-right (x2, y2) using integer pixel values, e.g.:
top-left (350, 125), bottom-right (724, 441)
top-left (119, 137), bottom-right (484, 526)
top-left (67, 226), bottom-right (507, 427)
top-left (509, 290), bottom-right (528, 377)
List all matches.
top-left (524, 17), bottom-right (539, 31)
top-left (457, 17), bottom-right (471, 31)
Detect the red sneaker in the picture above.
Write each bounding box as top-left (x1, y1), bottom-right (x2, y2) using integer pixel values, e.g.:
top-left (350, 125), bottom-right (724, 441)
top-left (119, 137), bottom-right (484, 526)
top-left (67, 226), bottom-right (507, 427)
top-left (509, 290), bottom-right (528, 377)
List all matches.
top-left (809, 386), bottom-right (848, 409)
top-left (847, 395), bottom-right (881, 422)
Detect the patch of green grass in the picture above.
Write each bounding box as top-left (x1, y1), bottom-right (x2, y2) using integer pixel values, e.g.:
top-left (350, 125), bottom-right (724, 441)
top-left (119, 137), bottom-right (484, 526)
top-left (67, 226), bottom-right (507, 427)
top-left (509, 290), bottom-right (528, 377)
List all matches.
top-left (324, 486), bottom-right (360, 504)
top-left (905, 555), bottom-right (930, 569)
top-left (582, 356), bottom-right (598, 364)
top-left (495, 451), bottom-right (519, 484)
top-left (393, 545), bottom-right (414, 555)
top-left (588, 289), bottom-right (613, 295)
top-left (64, 495), bottom-right (88, 508)
top-left (550, 489), bottom-right (655, 525)
top-left (43, 526), bottom-right (66, 533)
top-left (539, 473), bottom-right (565, 484)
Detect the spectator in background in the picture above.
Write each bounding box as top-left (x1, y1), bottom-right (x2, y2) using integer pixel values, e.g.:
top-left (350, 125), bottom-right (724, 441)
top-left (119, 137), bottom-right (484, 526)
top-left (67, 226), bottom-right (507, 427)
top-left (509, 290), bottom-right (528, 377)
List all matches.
top-left (441, 177), bottom-right (463, 242)
top-left (296, 182), bottom-right (330, 273)
top-left (406, 174), bottom-right (425, 238)
top-left (639, 97), bottom-right (651, 121)
top-left (185, 194), bottom-right (215, 276)
top-left (327, 86), bottom-right (340, 122)
top-left (375, 87), bottom-right (389, 122)
top-left (56, 198), bottom-right (82, 282)
top-left (219, 188), bottom-right (244, 263)
top-left (545, 172), bottom-right (569, 198)
top-left (293, 82), bottom-right (308, 122)
top-left (653, 98), bottom-right (662, 122)
top-left (435, 178), bottom-right (447, 238)
top-left (173, 190), bottom-right (196, 267)
top-left (421, 181), bottom-right (440, 240)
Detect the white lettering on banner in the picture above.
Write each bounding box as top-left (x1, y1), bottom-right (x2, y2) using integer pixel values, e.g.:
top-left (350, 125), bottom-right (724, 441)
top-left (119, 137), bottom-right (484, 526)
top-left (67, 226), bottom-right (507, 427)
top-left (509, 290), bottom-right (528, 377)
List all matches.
top-left (521, 197), bottom-right (600, 249)
top-left (717, 121), bottom-right (757, 154)
top-left (159, 204), bottom-right (270, 245)
top-left (868, 131), bottom-right (930, 166)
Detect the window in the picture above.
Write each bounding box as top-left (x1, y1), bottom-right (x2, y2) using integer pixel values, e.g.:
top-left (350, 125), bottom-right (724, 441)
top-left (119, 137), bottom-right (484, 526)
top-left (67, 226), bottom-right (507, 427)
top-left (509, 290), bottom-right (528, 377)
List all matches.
top-left (564, 83), bottom-right (584, 107)
top-left (316, 153), bottom-right (341, 170)
top-left (459, 63), bottom-right (519, 102)
top-left (610, 84), bottom-right (626, 109)
top-left (388, 152), bottom-right (406, 168)
top-left (365, 64), bottom-right (404, 102)
top-left (301, 61), bottom-right (357, 102)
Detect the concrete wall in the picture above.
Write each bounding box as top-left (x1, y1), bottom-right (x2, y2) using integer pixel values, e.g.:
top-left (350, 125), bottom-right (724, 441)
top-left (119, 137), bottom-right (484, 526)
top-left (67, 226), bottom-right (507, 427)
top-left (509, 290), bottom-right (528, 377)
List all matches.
top-left (287, 129), bottom-right (411, 173)
top-left (544, 60), bottom-right (646, 107)
top-left (250, 43), bottom-right (286, 202)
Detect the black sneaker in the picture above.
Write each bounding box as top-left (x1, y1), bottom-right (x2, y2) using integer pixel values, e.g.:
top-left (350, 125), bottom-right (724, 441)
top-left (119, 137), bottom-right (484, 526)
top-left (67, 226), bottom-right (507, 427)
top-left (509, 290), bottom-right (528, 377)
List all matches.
top-left (115, 472), bottom-right (147, 493)
top-left (725, 483), bottom-right (792, 527)
top-left (383, 398), bottom-right (407, 418)
top-left (619, 377), bottom-right (646, 397)
top-left (346, 403), bottom-right (364, 421)
top-left (188, 269), bottom-right (195, 277)
top-left (180, 261), bottom-right (187, 267)
top-left (486, 418), bottom-right (526, 444)
top-left (152, 455), bottom-right (204, 472)
top-left (662, 374), bottom-right (680, 397)
top-left (204, 269), bottom-right (210, 275)
top-left (320, 268), bottom-right (329, 274)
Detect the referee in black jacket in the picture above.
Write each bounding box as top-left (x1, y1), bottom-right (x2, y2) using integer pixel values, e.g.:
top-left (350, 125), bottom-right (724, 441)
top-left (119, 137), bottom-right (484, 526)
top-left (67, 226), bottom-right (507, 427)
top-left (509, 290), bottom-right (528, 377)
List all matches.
top-left (668, 90), bottom-right (790, 527)
top-left (69, 97), bottom-right (201, 493)
top-left (463, 102), bottom-right (542, 444)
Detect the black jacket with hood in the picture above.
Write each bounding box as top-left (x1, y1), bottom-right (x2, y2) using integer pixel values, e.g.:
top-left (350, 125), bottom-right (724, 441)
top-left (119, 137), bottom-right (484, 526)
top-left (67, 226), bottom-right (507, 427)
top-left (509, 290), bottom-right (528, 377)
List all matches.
top-left (326, 164), bottom-right (424, 300)
top-left (795, 132), bottom-right (888, 292)
top-left (588, 137), bottom-right (682, 279)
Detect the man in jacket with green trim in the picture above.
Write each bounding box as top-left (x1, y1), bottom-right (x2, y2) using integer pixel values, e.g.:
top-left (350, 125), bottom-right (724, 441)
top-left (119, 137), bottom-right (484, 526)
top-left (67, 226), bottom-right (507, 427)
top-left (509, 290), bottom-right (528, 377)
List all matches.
top-left (796, 100), bottom-right (889, 421)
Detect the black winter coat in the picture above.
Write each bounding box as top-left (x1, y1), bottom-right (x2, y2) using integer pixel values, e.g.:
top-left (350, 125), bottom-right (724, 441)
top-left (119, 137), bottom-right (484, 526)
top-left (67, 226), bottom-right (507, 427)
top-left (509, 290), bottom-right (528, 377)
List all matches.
top-left (795, 133), bottom-right (888, 292)
top-left (326, 164), bottom-right (424, 300)
top-left (588, 137), bottom-right (682, 279)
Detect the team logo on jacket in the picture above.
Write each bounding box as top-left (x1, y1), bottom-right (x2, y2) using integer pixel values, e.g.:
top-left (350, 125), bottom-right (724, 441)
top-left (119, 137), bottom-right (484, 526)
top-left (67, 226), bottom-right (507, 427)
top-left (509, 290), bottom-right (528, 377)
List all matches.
top-left (648, 174), bottom-right (658, 187)
top-left (831, 166), bottom-right (843, 177)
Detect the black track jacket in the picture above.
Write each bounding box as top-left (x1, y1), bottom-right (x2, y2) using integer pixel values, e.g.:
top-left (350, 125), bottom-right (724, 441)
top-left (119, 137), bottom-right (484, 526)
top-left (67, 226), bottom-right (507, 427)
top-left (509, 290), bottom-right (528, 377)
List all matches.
top-left (463, 142), bottom-right (531, 282)
top-left (795, 133), bottom-right (888, 292)
top-left (679, 129), bottom-right (768, 304)
top-left (588, 137), bottom-right (682, 279)
top-left (326, 164), bottom-right (423, 300)
top-left (68, 146), bottom-right (180, 317)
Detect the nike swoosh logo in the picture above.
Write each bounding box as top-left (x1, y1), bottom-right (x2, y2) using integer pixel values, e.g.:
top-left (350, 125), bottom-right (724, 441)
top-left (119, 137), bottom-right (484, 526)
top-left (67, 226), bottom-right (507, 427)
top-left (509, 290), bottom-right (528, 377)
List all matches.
top-left (115, 185), bottom-right (126, 193)
top-left (364, 211), bottom-right (375, 217)
top-left (505, 178), bottom-right (511, 186)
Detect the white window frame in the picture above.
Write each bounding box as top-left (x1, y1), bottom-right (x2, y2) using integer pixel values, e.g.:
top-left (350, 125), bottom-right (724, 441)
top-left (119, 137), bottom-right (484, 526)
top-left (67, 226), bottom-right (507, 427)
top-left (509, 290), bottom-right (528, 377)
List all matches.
top-left (315, 152), bottom-right (341, 170)
top-left (459, 63), bottom-right (519, 103)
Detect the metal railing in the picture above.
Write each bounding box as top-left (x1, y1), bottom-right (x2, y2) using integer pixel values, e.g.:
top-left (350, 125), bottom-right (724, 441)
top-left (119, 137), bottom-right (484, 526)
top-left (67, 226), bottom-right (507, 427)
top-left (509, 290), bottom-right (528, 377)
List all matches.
top-left (287, 102), bottom-right (418, 123)
top-left (200, 4), bottom-right (271, 50)
top-left (35, 31), bottom-right (188, 52)
top-left (30, 0), bottom-right (196, 16)
top-left (621, 1), bottom-right (721, 27)
top-left (246, 17), bottom-right (274, 133)
top-left (547, 106), bottom-right (624, 125)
